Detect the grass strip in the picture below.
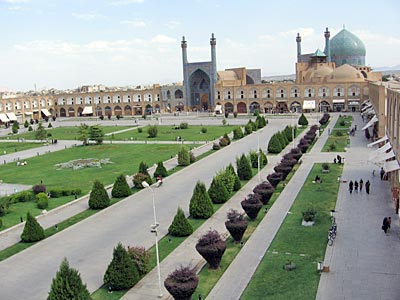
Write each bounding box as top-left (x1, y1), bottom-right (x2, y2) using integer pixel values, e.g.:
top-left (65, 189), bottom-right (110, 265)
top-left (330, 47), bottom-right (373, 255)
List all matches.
top-left (322, 116), bottom-right (353, 152)
top-left (241, 163), bottom-right (343, 300)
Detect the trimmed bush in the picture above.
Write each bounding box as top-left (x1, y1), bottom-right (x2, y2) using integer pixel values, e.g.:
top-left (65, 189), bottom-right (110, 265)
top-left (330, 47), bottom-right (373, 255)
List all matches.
top-left (236, 154), bottom-right (252, 180)
top-left (241, 193), bottom-right (263, 220)
top-left (268, 133), bottom-right (283, 154)
top-left (217, 168), bottom-right (235, 194)
top-left (225, 209), bottom-right (248, 243)
top-left (88, 180), bottom-right (110, 209)
top-left (189, 181), bottom-right (214, 219)
top-left (201, 127), bottom-right (207, 133)
top-left (20, 211), bottom-right (45, 242)
top-left (219, 137), bottom-right (229, 147)
top-left (223, 133), bottom-right (231, 145)
top-left (32, 184), bottom-right (46, 195)
top-left (36, 192), bottom-right (49, 209)
top-left (208, 176), bottom-right (230, 204)
top-left (112, 174), bottom-right (131, 198)
top-left (249, 149), bottom-right (268, 168)
top-left (253, 181), bottom-right (275, 205)
top-left (164, 266), bottom-right (199, 300)
top-left (104, 243), bottom-right (140, 291)
top-left (189, 151), bottom-right (196, 163)
top-left (298, 113), bottom-right (309, 126)
top-left (127, 246), bottom-right (150, 278)
top-left (212, 143), bottom-right (221, 150)
top-left (48, 258), bottom-right (91, 300)
top-left (24, 120), bottom-right (29, 128)
top-left (154, 161), bottom-right (168, 178)
top-left (244, 123), bottom-right (253, 135)
top-left (10, 190), bottom-right (34, 203)
top-left (267, 172), bottom-right (283, 187)
top-left (132, 173), bottom-right (150, 188)
top-left (196, 230), bottom-right (226, 269)
top-left (233, 127), bottom-right (244, 140)
top-left (178, 147), bottom-right (190, 166)
top-left (48, 123), bottom-right (53, 128)
top-left (179, 122), bottom-right (189, 129)
top-left (28, 125), bottom-right (33, 131)
top-left (168, 207), bottom-right (193, 237)
top-left (147, 125), bottom-right (158, 138)
top-left (138, 161), bottom-right (152, 184)
top-left (138, 127), bottom-right (143, 133)
top-left (277, 131), bottom-right (287, 149)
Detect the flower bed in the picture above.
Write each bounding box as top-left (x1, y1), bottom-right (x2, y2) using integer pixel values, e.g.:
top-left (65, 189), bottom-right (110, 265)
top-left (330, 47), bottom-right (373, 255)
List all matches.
top-left (55, 158), bottom-right (113, 170)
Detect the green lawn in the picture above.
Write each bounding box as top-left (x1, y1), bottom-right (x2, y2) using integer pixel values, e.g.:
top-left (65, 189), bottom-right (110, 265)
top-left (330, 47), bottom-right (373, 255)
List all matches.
top-left (0, 142), bottom-right (43, 155)
top-left (0, 144), bottom-right (181, 192)
top-left (322, 116), bottom-right (353, 152)
top-left (241, 163), bottom-right (343, 300)
top-left (104, 125), bottom-right (236, 142)
top-left (1, 126), bottom-right (131, 140)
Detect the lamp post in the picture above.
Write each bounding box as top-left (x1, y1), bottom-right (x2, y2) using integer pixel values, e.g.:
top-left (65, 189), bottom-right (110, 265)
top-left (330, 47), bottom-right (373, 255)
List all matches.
top-left (257, 133), bottom-right (261, 183)
top-left (292, 109), bottom-right (296, 149)
top-left (142, 181), bottom-right (163, 298)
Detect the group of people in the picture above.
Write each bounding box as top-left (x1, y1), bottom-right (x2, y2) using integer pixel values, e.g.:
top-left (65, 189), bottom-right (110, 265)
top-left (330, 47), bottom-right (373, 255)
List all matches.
top-left (333, 154), bottom-right (343, 164)
top-left (349, 179), bottom-right (371, 194)
top-left (349, 125), bottom-right (357, 136)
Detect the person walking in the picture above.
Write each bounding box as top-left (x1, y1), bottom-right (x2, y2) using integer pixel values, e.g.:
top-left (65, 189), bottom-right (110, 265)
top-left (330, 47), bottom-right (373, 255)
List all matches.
top-left (349, 180), bottom-right (354, 194)
top-left (359, 179), bottom-right (364, 192)
top-left (380, 167), bottom-right (385, 180)
top-left (365, 180), bottom-right (371, 194)
top-left (382, 217), bottom-right (392, 234)
top-left (354, 180), bottom-right (359, 192)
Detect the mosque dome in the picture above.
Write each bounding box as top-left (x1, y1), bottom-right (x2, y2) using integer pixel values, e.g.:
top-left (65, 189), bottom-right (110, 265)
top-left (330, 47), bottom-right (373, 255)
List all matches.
top-left (325, 64), bottom-right (364, 83)
top-left (329, 28), bottom-right (366, 67)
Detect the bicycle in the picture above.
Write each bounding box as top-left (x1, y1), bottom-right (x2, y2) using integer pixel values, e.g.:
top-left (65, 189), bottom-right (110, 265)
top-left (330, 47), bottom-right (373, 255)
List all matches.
top-left (328, 215), bottom-right (337, 246)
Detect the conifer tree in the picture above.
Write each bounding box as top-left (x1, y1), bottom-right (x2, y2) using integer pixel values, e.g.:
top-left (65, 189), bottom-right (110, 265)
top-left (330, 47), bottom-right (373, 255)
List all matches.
top-left (111, 174), bottom-right (131, 198)
top-left (208, 176), bottom-right (229, 204)
top-left (298, 113), bottom-right (309, 126)
top-left (48, 258), bottom-right (91, 300)
top-left (88, 180), bottom-right (110, 209)
top-left (236, 154), bottom-right (252, 180)
top-left (178, 146), bottom-right (190, 166)
top-left (35, 122), bottom-right (47, 140)
top-left (268, 133), bottom-right (283, 153)
top-left (153, 161), bottom-right (168, 178)
top-left (21, 211), bottom-right (45, 242)
top-left (104, 243), bottom-right (139, 290)
top-left (168, 207), bottom-right (193, 236)
top-left (88, 125), bottom-right (104, 145)
top-left (138, 161), bottom-right (152, 184)
top-left (189, 181), bottom-right (214, 219)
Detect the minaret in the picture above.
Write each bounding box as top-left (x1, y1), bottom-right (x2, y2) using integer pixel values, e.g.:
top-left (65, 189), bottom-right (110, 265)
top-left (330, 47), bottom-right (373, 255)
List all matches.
top-left (296, 33), bottom-right (302, 62)
top-left (210, 33), bottom-right (217, 82)
top-left (324, 27), bottom-right (331, 63)
top-left (181, 36), bottom-right (188, 65)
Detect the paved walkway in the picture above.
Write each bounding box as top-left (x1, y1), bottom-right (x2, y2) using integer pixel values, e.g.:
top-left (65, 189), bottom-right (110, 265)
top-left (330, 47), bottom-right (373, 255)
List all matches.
top-left (0, 118), bottom-right (292, 300)
top-left (316, 115), bottom-right (400, 300)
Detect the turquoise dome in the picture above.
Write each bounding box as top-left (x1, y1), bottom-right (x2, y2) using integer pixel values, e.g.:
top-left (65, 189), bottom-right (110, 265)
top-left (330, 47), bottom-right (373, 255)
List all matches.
top-left (328, 28), bottom-right (366, 66)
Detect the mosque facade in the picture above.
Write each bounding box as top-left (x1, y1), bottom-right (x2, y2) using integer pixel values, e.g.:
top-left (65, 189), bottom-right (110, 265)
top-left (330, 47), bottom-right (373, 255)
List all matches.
top-left (0, 27), bottom-right (382, 122)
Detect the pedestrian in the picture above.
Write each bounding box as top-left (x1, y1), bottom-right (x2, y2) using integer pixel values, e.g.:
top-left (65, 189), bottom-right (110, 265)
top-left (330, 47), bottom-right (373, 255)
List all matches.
top-left (382, 217), bottom-right (391, 234)
top-left (365, 180), bottom-right (371, 194)
top-left (380, 167), bottom-right (385, 180)
top-left (359, 179), bottom-right (364, 192)
top-left (20, 216), bottom-right (23, 223)
top-left (349, 180), bottom-right (354, 194)
top-left (354, 180), bottom-right (359, 192)
top-left (333, 158), bottom-right (337, 164)
top-left (355, 125), bottom-right (357, 131)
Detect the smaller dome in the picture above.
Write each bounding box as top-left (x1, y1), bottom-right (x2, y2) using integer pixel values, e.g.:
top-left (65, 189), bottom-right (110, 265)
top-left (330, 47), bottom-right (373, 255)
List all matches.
top-left (304, 65), bottom-right (333, 83)
top-left (325, 64), bottom-right (364, 83)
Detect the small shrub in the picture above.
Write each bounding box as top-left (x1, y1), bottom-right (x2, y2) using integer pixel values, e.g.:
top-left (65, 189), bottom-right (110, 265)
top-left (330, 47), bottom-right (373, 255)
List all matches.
top-left (335, 130), bottom-right (344, 136)
top-left (147, 125), bottom-right (158, 138)
top-left (196, 230), bottom-right (226, 269)
top-left (88, 180), bottom-right (110, 209)
top-left (36, 192), bottom-right (48, 209)
top-left (340, 120), bottom-right (346, 126)
top-left (208, 176), bottom-right (230, 204)
top-left (154, 161), bottom-right (168, 178)
top-left (112, 174), bottom-right (131, 198)
top-left (133, 173), bottom-right (151, 188)
top-left (28, 126), bottom-right (33, 131)
top-left (236, 154), bottom-right (252, 180)
top-left (201, 127), bottom-right (207, 133)
top-left (179, 122), bottom-right (189, 129)
top-left (24, 120), bottom-right (29, 128)
top-left (222, 119), bottom-right (227, 126)
top-left (168, 207), bottom-right (193, 237)
top-left (10, 190), bottom-right (34, 203)
top-left (212, 143), bottom-right (221, 150)
top-left (127, 246), bottom-right (150, 278)
top-left (189, 151), bottom-right (196, 163)
top-left (225, 209), bottom-right (248, 243)
top-left (249, 149), bottom-right (268, 168)
top-left (219, 137), bottom-right (229, 147)
top-left (298, 113), bottom-right (309, 126)
top-left (244, 123), bottom-right (253, 135)
top-left (322, 163), bottom-right (330, 171)
top-left (226, 163), bottom-right (241, 191)
top-left (328, 143), bottom-right (337, 151)
top-left (32, 184), bottom-right (46, 195)
top-left (223, 133), bottom-right (231, 145)
top-left (164, 266), bottom-right (198, 300)
top-left (302, 208), bottom-right (316, 222)
top-left (48, 123), bottom-right (53, 128)
top-left (268, 133), bottom-right (283, 154)
top-left (241, 193), bottom-right (263, 220)
top-left (138, 127), bottom-right (143, 133)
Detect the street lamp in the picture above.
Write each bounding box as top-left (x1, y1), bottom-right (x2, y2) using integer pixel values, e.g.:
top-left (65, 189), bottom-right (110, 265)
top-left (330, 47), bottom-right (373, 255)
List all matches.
top-left (142, 181), bottom-right (163, 298)
top-left (257, 133), bottom-right (261, 183)
top-left (291, 109), bottom-right (296, 149)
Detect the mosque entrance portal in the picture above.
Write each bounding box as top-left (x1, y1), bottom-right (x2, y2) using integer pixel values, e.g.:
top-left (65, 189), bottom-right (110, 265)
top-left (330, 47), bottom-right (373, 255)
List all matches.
top-left (189, 69), bottom-right (211, 111)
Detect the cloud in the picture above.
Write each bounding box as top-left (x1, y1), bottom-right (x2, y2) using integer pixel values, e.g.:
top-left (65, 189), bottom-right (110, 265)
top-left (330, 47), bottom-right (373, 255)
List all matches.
top-left (150, 35), bottom-right (176, 44)
top-left (2, 0), bottom-right (30, 3)
top-left (109, 0), bottom-right (144, 6)
top-left (72, 12), bottom-right (107, 21)
top-left (121, 19), bottom-right (147, 28)
top-left (280, 27), bottom-right (315, 38)
top-left (165, 20), bottom-right (180, 30)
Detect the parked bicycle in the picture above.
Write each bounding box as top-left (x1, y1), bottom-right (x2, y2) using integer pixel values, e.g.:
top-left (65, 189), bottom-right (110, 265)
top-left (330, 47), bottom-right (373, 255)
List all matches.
top-left (328, 215), bottom-right (337, 246)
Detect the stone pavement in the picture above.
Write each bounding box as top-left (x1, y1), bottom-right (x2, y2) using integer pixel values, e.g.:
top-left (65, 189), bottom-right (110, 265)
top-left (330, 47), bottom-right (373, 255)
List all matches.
top-left (316, 115), bottom-right (400, 300)
top-left (0, 118), bottom-right (292, 300)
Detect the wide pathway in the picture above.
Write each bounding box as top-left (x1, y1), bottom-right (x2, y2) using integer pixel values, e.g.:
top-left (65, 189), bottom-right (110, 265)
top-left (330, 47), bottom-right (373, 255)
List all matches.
top-left (316, 114), bottom-right (400, 300)
top-left (0, 118), bottom-right (291, 300)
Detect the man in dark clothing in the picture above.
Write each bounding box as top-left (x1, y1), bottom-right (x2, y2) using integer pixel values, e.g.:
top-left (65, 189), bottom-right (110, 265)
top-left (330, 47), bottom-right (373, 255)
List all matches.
top-left (365, 180), bottom-right (371, 194)
top-left (359, 179), bottom-right (364, 192)
top-left (354, 180), bottom-right (359, 192)
top-left (382, 217), bottom-right (391, 234)
top-left (349, 180), bottom-right (353, 194)
top-left (380, 167), bottom-right (385, 180)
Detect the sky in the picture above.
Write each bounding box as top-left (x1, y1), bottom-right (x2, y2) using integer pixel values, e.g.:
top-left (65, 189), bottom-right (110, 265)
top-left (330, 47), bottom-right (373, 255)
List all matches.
top-left (0, 0), bottom-right (399, 92)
